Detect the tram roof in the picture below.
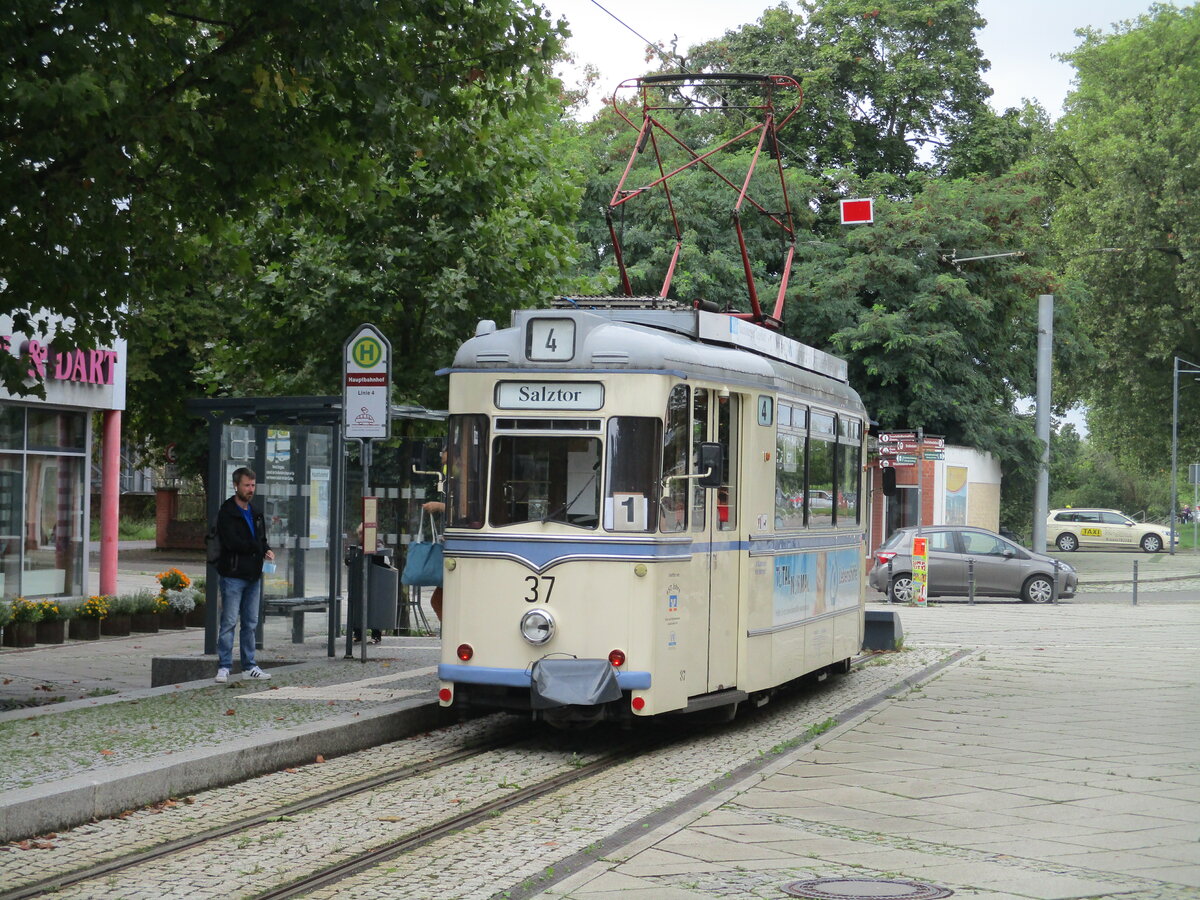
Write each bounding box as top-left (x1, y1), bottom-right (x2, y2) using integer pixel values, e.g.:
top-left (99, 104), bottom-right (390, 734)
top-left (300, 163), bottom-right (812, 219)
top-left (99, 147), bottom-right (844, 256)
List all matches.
top-left (448, 302), bottom-right (862, 411)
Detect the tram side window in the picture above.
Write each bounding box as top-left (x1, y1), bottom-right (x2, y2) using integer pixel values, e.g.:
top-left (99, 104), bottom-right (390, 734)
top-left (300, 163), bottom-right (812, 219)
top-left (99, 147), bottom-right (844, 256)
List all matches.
top-left (447, 414), bottom-right (488, 529)
top-left (775, 402), bottom-right (805, 531)
top-left (605, 417), bottom-right (662, 532)
top-left (717, 393), bottom-right (738, 531)
top-left (691, 388), bottom-right (709, 532)
top-left (808, 412), bottom-right (836, 528)
top-left (489, 435), bottom-right (601, 529)
top-left (836, 417), bottom-right (862, 527)
top-left (661, 384), bottom-right (689, 533)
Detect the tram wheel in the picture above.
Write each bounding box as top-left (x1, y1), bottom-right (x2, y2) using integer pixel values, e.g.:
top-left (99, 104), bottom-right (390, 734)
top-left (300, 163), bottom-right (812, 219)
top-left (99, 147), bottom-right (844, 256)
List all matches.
top-left (888, 575), bottom-right (914, 604)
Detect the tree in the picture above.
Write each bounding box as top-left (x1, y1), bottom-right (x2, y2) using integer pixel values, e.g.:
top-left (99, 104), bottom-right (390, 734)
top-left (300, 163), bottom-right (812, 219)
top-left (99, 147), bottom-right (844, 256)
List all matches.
top-left (1050, 4), bottom-right (1200, 474)
top-left (0, 1), bottom-right (566, 402)
top-left (687, 0), bottom-right (994, 176)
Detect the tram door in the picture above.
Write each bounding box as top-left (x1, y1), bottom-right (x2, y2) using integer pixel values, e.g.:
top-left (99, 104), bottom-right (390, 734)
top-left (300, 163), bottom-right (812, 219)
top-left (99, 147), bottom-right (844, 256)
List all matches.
top-left (693, 389), bottom-right (740, 692)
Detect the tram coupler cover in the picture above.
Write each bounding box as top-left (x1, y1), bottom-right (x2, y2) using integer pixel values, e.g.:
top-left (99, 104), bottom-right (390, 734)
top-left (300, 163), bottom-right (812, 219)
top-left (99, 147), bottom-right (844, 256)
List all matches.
top-left (530, 658), bottom-right (622, 709)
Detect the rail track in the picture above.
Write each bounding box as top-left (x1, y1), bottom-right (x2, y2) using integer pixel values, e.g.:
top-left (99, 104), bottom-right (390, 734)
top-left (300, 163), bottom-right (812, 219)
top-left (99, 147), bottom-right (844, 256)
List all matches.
top-left (1, 651), bottom-right (954, 900)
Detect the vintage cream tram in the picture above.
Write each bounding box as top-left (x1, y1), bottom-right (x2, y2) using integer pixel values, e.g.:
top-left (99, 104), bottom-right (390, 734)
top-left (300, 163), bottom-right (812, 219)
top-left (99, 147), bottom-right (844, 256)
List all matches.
top-left (436, 299), bottom-right (867, 725)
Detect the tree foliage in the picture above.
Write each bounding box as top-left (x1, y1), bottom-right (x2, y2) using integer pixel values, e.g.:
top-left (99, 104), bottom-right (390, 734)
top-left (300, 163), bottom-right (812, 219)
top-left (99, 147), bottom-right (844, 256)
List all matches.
top-left (562, 0), bottom-right (1085, 473)
top-left (1051, 3), bottom-right (1200, 473)
top-left (0, 2), bottom-right (564, 385)
top-left (687, 0), bottom-right (993, 175)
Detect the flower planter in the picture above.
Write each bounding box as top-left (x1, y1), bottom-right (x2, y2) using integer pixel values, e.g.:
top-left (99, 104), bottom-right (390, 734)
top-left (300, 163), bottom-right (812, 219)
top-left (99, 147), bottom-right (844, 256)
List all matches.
top-left (3, 622), bottom-right (37, 648)
top-left (100, 614), bottom-right (131, 637)
top-left (159, 610), bottom-right (187, 630)
top-left (35, 620), bottom-right (67, 644)
top-left (131, 612), bottom-right (159, 633)
top-left (186, 605), bottom-right (207, 628)
top-left (70, 617), bottom-right (102, 641)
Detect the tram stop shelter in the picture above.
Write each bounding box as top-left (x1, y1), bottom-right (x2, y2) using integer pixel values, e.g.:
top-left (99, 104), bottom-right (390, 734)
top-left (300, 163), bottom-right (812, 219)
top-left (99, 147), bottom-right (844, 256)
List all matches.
top-left (185, 396), bottom-right (445, 664)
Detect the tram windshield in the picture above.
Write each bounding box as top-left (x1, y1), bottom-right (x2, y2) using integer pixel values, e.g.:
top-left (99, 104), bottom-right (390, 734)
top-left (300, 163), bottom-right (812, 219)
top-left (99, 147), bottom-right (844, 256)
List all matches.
top-left (489, 435), bottom-right (601, 528)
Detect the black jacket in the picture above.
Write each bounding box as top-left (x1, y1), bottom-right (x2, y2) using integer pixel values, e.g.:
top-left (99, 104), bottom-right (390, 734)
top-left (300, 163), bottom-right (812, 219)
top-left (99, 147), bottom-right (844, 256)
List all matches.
top-left (215, 496), bottom-right (270, 580)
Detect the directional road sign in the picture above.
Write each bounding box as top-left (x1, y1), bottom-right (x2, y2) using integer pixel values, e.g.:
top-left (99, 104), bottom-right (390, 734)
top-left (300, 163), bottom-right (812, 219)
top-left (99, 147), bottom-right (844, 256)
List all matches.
top-left (879, 458), bottom-right (915, 468)
top-left (923, 451), bottom-right (945, 460)
top-left (879, 431), bottom-right (917, 443)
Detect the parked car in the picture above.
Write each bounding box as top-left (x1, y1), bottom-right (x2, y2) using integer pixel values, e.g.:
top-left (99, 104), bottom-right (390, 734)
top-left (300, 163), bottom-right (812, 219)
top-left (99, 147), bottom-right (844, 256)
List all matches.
top-left (868, 525), bottom-right (1078, 604)
top-left (1045, 508), bottom-right (1176, 553)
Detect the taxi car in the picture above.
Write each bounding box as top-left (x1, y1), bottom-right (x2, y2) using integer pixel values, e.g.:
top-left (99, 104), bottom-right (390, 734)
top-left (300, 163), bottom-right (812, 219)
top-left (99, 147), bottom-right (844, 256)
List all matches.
top-left (1046, 508), bottom-right (1175, 553)
top-left (868, 526), bottom-right (1077, 604)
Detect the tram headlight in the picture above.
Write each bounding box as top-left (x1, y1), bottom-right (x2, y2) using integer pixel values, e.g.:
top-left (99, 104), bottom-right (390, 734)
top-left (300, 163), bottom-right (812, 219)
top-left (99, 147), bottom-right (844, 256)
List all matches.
top-left (519, 609), bottom-right (555, 645)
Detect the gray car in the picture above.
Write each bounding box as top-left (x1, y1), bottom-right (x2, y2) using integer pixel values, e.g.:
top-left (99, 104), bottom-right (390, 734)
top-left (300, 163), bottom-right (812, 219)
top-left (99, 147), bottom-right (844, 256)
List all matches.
top-left (868, 525), bottom-right (1078, 604)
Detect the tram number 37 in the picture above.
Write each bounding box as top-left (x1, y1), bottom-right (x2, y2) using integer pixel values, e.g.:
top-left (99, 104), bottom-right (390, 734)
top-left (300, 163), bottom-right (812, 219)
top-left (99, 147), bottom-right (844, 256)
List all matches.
top-left (524, 575), bottom-right (556, 603)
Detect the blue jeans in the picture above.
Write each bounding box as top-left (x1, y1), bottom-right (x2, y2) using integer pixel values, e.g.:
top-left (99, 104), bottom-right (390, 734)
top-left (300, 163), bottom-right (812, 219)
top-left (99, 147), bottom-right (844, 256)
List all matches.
top-left (217, 576), bottom-right (262, 669)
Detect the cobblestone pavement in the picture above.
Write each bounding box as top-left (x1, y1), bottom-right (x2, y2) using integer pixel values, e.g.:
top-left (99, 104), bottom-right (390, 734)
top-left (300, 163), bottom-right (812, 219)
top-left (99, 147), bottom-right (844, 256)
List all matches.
top-left (0, 647), bottom-right (951, 898)
top-left (537, 603), bottom-right (1200, 900)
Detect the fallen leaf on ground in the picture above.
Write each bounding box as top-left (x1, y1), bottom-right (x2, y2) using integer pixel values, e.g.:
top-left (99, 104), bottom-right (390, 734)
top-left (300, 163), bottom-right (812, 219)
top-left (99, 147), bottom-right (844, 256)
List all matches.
top-left (99, 749), bottom-right (114, 756)
top-left (315, 754), bottom-right (325, 763)
top-left (224, 709), bottom-right (236, 716)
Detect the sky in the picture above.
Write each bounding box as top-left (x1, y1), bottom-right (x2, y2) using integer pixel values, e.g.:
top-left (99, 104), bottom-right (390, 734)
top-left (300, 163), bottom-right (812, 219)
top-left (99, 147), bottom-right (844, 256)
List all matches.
top-left (538, 0), bottom-right (1159, 117)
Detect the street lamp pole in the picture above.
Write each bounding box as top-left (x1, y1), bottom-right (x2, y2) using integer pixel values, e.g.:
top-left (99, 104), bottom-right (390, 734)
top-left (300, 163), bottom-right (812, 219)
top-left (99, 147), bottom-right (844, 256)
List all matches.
top-left (1170, 356), bottom-right (1200, 555)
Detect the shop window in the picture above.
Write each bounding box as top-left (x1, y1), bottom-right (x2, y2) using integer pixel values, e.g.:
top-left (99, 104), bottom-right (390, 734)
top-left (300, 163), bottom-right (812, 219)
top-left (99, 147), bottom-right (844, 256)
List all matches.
top-left (0, 407), bottom-right (23, 449)
top-left (27, 410), bottom-right (85, 452)
top-left (0, 455), bottom-right (20, 598)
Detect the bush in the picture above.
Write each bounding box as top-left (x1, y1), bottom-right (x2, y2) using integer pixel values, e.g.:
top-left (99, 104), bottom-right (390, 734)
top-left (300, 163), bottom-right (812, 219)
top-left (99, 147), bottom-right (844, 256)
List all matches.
top-left (36, 599), bottom-right (68, 622)
top-left (128, 589), bottom-right (160, 615)
top-left (9, 597), bottom-right (43, 624)
top-left (78, 595), bottom-right (111, 619)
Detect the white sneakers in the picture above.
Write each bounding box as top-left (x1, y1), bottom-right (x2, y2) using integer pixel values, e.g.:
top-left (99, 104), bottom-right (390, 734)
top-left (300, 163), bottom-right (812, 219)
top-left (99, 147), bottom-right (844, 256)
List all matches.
top-left (215, 666), bottom-right (271, 682)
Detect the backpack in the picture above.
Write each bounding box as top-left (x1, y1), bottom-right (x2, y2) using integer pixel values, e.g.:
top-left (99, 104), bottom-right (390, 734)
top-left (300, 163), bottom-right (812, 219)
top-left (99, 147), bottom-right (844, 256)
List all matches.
top-left (205, 524), bottom-right (222, 565)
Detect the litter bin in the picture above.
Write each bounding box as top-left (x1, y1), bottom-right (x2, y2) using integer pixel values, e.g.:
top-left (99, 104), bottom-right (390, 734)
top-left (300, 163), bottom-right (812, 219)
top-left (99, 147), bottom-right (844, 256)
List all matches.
top-left (366, 552), bottom-right (399, 632)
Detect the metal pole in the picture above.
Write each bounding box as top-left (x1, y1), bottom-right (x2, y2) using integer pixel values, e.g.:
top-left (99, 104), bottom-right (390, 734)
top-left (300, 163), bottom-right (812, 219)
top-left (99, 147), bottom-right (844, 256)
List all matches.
top-left (1132, 559), bottom-right (1138, 606)
top-left (916, 427), bottom-right (924, 536)
top-left (887, 558), bottom-right (893, 603)
top-left (1033, 295), bottom-right (1053, 552)
top-left (1051, 558), bottom-right (1059, 605)
top-left (1172, 356), bottom-right (1179, 555)
top-left (967, 558), bottom-right (975, 605)
top-left (1193, 476), bottom-right (1197, 552)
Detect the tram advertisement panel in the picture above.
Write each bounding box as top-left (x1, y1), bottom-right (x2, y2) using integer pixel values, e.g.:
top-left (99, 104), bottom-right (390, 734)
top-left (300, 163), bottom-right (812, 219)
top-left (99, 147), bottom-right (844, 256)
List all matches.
top-left (825, 547), bottom-right (862, 610)
top-left (773, 553), bottom-right (817, 625)
top-left (774, 548), bottom-right (861, 626)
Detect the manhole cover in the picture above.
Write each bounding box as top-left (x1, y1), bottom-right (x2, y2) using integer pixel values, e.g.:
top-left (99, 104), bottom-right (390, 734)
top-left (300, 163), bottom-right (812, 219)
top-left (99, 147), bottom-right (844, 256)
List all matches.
top-left (783, 878), bottom-right (953, 900)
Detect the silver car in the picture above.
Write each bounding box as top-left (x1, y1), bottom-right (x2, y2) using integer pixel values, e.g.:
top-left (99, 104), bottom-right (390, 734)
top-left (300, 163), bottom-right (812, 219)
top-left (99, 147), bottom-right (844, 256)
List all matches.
top-left (868, 526), bottom-right (1078, 604)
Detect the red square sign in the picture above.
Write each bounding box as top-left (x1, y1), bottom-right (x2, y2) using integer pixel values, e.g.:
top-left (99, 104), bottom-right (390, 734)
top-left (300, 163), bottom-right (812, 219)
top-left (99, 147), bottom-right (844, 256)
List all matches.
top-left (840, 198), bottom-right (874, 225)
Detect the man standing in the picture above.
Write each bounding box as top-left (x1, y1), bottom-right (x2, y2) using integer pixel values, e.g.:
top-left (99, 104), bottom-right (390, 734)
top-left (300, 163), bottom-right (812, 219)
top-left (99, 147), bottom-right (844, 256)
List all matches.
top-left (214, 467), bottom-right (275, 682)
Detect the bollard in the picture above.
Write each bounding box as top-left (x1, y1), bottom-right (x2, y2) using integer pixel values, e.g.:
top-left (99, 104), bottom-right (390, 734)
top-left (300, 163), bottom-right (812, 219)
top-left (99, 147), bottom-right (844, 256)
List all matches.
top-left (1132, 559), bottom-right (1138, 606)
top-left (967, 557), bottom-right (975, 605)
top-left (887, 558), bottom-right (893, 603)
top-left (1051, 558), bottom-right (1060, 604)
